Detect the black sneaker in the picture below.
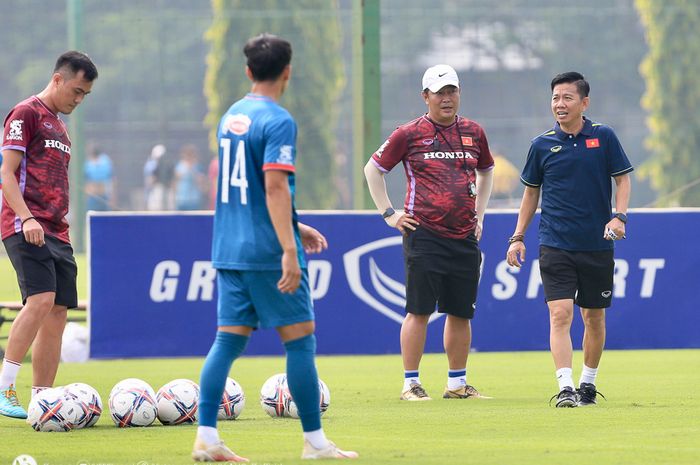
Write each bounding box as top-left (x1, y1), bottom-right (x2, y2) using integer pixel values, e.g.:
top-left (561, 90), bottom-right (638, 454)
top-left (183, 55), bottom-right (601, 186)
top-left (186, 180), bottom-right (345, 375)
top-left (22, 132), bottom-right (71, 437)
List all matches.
top-left (577, 383), bottom-right (605, 406)
top-left (549, 386), bottom-right (578, 408)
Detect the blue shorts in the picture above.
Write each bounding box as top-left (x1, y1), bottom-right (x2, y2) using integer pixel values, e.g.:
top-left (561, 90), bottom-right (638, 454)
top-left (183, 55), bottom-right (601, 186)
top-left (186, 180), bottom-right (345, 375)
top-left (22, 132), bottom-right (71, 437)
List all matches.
top-left (217, 269), bottom-right (314, 329)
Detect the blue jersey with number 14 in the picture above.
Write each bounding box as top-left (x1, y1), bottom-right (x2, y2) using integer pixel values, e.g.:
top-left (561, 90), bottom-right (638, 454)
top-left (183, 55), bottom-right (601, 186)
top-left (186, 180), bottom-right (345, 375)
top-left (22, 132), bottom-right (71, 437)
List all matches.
top-left (212, 93), bottom-right (304, 270)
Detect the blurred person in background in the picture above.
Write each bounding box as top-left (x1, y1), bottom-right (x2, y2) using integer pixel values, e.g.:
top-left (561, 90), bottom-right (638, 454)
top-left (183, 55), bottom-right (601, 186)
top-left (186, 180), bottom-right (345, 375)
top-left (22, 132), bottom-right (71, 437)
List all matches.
top-left (506, 72), bottom-right (632, 408)
top-left (173, 144), bottom-right (206, 210)
top-left (0, 51), bottom-right (98, 419)
top-left (84, 143), bottom-right (115, 211)
top-left (143, 143), bottom-right (174, 210)
top-left (207, 155), bottom-right (219, 210)
top-left (192, 33), bottom-right (357, 462)
top-left (364, 64), bottom-right (495, 402)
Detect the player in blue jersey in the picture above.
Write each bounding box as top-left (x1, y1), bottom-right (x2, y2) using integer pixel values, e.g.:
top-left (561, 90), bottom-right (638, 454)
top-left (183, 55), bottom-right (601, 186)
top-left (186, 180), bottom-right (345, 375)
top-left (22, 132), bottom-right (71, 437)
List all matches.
top-left (506, 72), bottom-right (632, 408)
top-left (191, 34), bottom-right (358, 462)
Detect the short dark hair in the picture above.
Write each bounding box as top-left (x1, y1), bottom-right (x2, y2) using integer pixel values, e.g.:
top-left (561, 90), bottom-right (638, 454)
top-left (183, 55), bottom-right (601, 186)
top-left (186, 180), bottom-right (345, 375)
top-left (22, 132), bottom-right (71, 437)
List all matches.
top-left (551, 71), bottom-right (589, 98)
top-left (54, 50), bottom-right (98, 81)
top-left (244, 33), bottom-right (292, 82)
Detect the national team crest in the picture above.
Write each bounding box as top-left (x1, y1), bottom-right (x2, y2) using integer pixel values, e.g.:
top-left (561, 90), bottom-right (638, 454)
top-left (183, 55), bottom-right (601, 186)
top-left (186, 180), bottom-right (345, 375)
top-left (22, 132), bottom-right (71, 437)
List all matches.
top-left (586, 138), bottom-right (600, 149)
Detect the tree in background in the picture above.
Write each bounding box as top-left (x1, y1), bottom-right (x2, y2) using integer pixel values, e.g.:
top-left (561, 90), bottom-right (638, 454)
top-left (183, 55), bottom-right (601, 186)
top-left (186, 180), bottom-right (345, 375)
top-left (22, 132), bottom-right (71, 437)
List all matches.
top-left (204, 0), bottom-right (345, 209)
top-left (378, 0), bottom-right (649, 206)
top-left (636, 0), bottom-right (700, 206)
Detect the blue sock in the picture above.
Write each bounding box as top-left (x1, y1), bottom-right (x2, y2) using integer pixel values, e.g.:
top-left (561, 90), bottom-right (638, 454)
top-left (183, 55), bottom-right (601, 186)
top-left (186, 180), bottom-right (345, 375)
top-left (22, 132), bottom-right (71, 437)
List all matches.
top-left (285, 334), bottom-right (321, 432)
top-left (198, 332), bottom-right (249, 428)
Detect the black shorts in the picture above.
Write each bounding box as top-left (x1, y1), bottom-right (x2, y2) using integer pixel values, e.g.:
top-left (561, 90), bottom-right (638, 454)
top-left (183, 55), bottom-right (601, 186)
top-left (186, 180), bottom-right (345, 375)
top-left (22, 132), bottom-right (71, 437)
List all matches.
top-left (539, 245), bottom-right (614, 309)
top-left (402, 226), bottom-right (481, 319)
top-left (3, 233), bottom-right (78, 308)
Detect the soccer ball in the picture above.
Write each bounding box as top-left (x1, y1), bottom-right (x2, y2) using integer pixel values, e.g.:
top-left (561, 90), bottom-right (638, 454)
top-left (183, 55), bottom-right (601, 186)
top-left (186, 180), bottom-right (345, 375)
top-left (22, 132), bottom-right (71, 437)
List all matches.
top-left (64, 382), bottom-right (102, 428)
top-left (260, 373), bottom-right (292, 418)
top-left (109, 378), bottom-right (157, 427)
top-left (27, 387), bottom-right (85, 432)
top-left (218, 377), bottom-right (245, 420)
top-left (260, 373), bottom-right (330, 418)
top-left (318, 379), bottom-right (331, 415)
top-left (109, 377), bottom-right (150, 398)
top-left (156, 379), bottom-right (200, 425)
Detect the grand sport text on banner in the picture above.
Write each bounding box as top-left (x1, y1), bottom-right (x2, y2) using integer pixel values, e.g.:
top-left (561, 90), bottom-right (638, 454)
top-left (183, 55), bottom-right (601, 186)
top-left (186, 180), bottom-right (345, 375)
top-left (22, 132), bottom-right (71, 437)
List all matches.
top-left (87, 210), bottom-right (698, 358)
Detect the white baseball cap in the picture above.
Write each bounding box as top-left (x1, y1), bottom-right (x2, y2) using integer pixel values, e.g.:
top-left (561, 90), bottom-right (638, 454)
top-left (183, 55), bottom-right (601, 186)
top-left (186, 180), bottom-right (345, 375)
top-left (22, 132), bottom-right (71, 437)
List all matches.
top-left (151, 144), bottom-right (166, 159)
top-left (421, 64), bottom-right (459, 93)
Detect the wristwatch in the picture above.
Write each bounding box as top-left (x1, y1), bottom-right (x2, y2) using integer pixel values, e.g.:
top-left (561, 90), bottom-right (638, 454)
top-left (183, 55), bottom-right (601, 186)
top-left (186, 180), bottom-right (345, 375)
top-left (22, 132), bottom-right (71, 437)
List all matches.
top-left (508, 234), bottom-right (524, 244)
top-left (613, 213), bottom-right (627, 224)
top-left (382, 207), bottom-right (395, 219)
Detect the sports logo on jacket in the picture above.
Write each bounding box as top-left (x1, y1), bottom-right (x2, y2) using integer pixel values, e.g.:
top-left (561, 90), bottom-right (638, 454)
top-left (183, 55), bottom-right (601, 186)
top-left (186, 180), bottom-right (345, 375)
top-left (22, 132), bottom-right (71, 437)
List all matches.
top-left (6, 119), bottom-right (23, 141)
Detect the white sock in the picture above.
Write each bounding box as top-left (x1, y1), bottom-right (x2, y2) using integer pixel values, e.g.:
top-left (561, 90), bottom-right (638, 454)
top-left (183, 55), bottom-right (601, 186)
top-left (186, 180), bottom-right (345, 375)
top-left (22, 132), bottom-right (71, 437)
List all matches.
top-left (197, 426), bottom-right (220, 445)
top-left (447, 369), bottom-right (467, 390)
top-left (556, 367), bottom-right (574, 391)
top-left (303, 428), bottom-right (329, 449)
top-left (32, 386), bottom-right (50, 399)
top-left (403, 370), bottom-right (420, 391)
top-left (0, 358), bottom-right (21, 388)
top-left (579, 365), bottom-right (598, 386)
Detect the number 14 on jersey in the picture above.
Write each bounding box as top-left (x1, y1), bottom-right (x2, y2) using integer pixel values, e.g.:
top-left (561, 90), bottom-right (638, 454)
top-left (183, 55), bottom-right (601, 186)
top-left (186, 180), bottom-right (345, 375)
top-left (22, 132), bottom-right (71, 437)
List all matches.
top-left (220, 138), bottom-right (249, 204)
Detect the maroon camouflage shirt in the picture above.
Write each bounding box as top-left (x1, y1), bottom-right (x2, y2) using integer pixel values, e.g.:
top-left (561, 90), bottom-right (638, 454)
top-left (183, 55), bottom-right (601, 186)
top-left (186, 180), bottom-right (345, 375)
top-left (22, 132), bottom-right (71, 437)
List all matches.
top-left (1, 96), bottom-right (72, 243)
top-left (371, 115), bottom-right (494, 239)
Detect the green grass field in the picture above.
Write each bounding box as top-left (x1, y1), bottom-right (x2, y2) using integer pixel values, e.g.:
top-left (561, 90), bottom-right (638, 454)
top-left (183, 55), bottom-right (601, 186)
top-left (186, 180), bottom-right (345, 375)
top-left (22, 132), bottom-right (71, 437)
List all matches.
top-left (1, 350), bottom-right (699, 465)
top-left (1, 256), bottom-right (699, 464)
top-left (0, 253), bottom-right (87, 303)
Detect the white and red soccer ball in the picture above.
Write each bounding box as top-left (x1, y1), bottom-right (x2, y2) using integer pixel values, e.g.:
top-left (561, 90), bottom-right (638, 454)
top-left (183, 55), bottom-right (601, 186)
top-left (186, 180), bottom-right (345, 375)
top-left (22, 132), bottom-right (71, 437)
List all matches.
top-left (218, 377), bottom-right (245, 420)
top-left (64, 382), bottom-right (102, 428)
top-left (259, 373), bottom-right (330, 419)
top-left (27, 387), bottom-right (86, 432)
top-left (156, 378), bottom-right (200, 425)
top-left (109, 378), bottom-right (157, 427)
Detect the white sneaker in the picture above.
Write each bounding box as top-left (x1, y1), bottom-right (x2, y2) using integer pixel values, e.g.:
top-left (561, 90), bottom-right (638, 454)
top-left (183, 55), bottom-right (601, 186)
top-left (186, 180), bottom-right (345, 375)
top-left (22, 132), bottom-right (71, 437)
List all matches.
top-left (302, 439), bottom-right (359, 459)
top-left (192, 438), bottom-right (249, 462)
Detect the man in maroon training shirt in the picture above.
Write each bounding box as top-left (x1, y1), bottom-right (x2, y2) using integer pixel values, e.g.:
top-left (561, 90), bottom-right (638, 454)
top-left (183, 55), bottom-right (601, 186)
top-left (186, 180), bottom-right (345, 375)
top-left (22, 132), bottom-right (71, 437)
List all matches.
top-left (364, 64), bottom-right (495, 401)
top-left (0, 51), bottom-right (98, 418)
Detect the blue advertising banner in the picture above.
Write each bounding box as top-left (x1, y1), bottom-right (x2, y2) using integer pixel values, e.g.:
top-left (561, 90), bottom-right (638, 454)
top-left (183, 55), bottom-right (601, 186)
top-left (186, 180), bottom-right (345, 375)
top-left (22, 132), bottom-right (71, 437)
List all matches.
top-left (88, 210), bottom-right (699, 358)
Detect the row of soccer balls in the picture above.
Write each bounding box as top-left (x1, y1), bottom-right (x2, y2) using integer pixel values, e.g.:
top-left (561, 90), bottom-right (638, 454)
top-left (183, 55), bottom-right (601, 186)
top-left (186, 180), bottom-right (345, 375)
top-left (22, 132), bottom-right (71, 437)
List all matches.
top-left (28, 373), bottom-right (330, 432)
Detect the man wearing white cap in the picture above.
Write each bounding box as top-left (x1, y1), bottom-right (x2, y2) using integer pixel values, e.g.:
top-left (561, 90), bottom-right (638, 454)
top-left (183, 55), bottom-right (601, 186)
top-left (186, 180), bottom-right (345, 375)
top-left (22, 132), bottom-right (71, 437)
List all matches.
top-left (364, 64), bottom-right (495, 401)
